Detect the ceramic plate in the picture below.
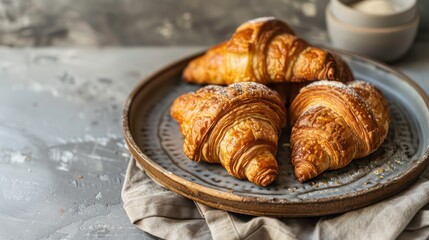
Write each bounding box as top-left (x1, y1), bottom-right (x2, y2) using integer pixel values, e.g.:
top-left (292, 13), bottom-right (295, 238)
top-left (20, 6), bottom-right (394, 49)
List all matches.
top-left (122, 51), bottom-right (429, 217)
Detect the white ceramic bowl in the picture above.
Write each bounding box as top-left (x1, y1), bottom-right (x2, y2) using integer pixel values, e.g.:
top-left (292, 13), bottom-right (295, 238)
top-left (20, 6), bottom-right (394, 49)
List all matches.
top-left (326, 4), bottom-right (419, 62)
top-left (331, 0), bottom-right (418, 28)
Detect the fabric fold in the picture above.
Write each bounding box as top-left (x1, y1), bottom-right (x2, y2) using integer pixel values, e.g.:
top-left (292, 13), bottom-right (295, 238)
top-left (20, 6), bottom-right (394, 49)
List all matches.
top-left (121, 159), bottom-right (211, 240)
top-left (122, 158), bottom-right (429, 240)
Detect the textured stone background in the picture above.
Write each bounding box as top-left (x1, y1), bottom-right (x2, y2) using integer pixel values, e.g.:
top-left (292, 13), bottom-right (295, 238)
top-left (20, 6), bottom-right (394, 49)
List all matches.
top-left (0, 0), bottom-right (427, 47)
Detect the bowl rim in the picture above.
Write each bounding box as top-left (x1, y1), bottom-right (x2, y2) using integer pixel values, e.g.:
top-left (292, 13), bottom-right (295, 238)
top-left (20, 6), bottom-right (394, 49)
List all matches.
top-left (331, 0), bottom-right (418, 28)
top-left (326, 4), bottom-right (420, 34)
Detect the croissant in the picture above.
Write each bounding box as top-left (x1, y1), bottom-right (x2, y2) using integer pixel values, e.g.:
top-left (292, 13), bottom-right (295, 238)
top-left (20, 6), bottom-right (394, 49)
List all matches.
top-left (170, 82), bottom-right (287, 186)
top-left (289, 80), bottom-right (390, 182)
top-left (183, 17), bottom-right (353, 85)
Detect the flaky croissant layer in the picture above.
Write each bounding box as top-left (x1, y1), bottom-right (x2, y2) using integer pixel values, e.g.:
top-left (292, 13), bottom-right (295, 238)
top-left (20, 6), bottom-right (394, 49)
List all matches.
top-left (183, 17), bottom-right (353, 85)
top-left (170, 82), bottom-right (287, 186)
top-left (290, 80), bottom-right (390, 182)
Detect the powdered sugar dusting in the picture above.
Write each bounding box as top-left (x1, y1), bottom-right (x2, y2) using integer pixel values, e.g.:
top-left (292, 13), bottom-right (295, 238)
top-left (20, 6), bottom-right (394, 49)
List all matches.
top-left (246, 16), bottom-right (276, 24)
top-left (304, 80), bottom-right (363, 100)
top-left (199, 82), bottom-right (276, 99)
top-left (306, 80), bottom-right (348, 89)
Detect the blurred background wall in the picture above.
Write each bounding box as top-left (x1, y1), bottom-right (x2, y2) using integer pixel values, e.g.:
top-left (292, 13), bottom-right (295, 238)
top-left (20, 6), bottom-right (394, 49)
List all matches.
top-left (0, 0), bottom-right (427, 47)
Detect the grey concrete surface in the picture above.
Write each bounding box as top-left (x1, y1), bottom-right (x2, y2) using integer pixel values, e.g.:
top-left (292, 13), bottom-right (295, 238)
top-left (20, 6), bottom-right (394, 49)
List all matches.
top-left (0, 47), bottom-right (208, 239)
top-left (0, 0), bottom-right (428, 239)
top-left (0, 0), bottom-right (427, 47)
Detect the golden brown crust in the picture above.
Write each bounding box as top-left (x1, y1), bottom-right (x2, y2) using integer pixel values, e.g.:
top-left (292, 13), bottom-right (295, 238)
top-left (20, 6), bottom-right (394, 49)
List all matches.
top-left (289, 80), bottom-right (390, 182)
top-left (182, 17), bottom-right (353, 85)
top-left (170, 82), bottom-right (287, 186)
top-left (182, 42), bottom-right (227, 85)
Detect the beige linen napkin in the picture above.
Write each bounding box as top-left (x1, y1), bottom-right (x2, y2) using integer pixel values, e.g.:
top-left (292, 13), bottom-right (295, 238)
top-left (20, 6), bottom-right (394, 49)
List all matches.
top-left (122, 158), bottom-right (429, 240)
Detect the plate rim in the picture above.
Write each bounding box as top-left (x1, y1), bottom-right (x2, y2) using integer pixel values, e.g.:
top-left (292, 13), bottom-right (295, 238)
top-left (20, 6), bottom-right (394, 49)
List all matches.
top-left (122, 49), bottom-right (429, 217)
